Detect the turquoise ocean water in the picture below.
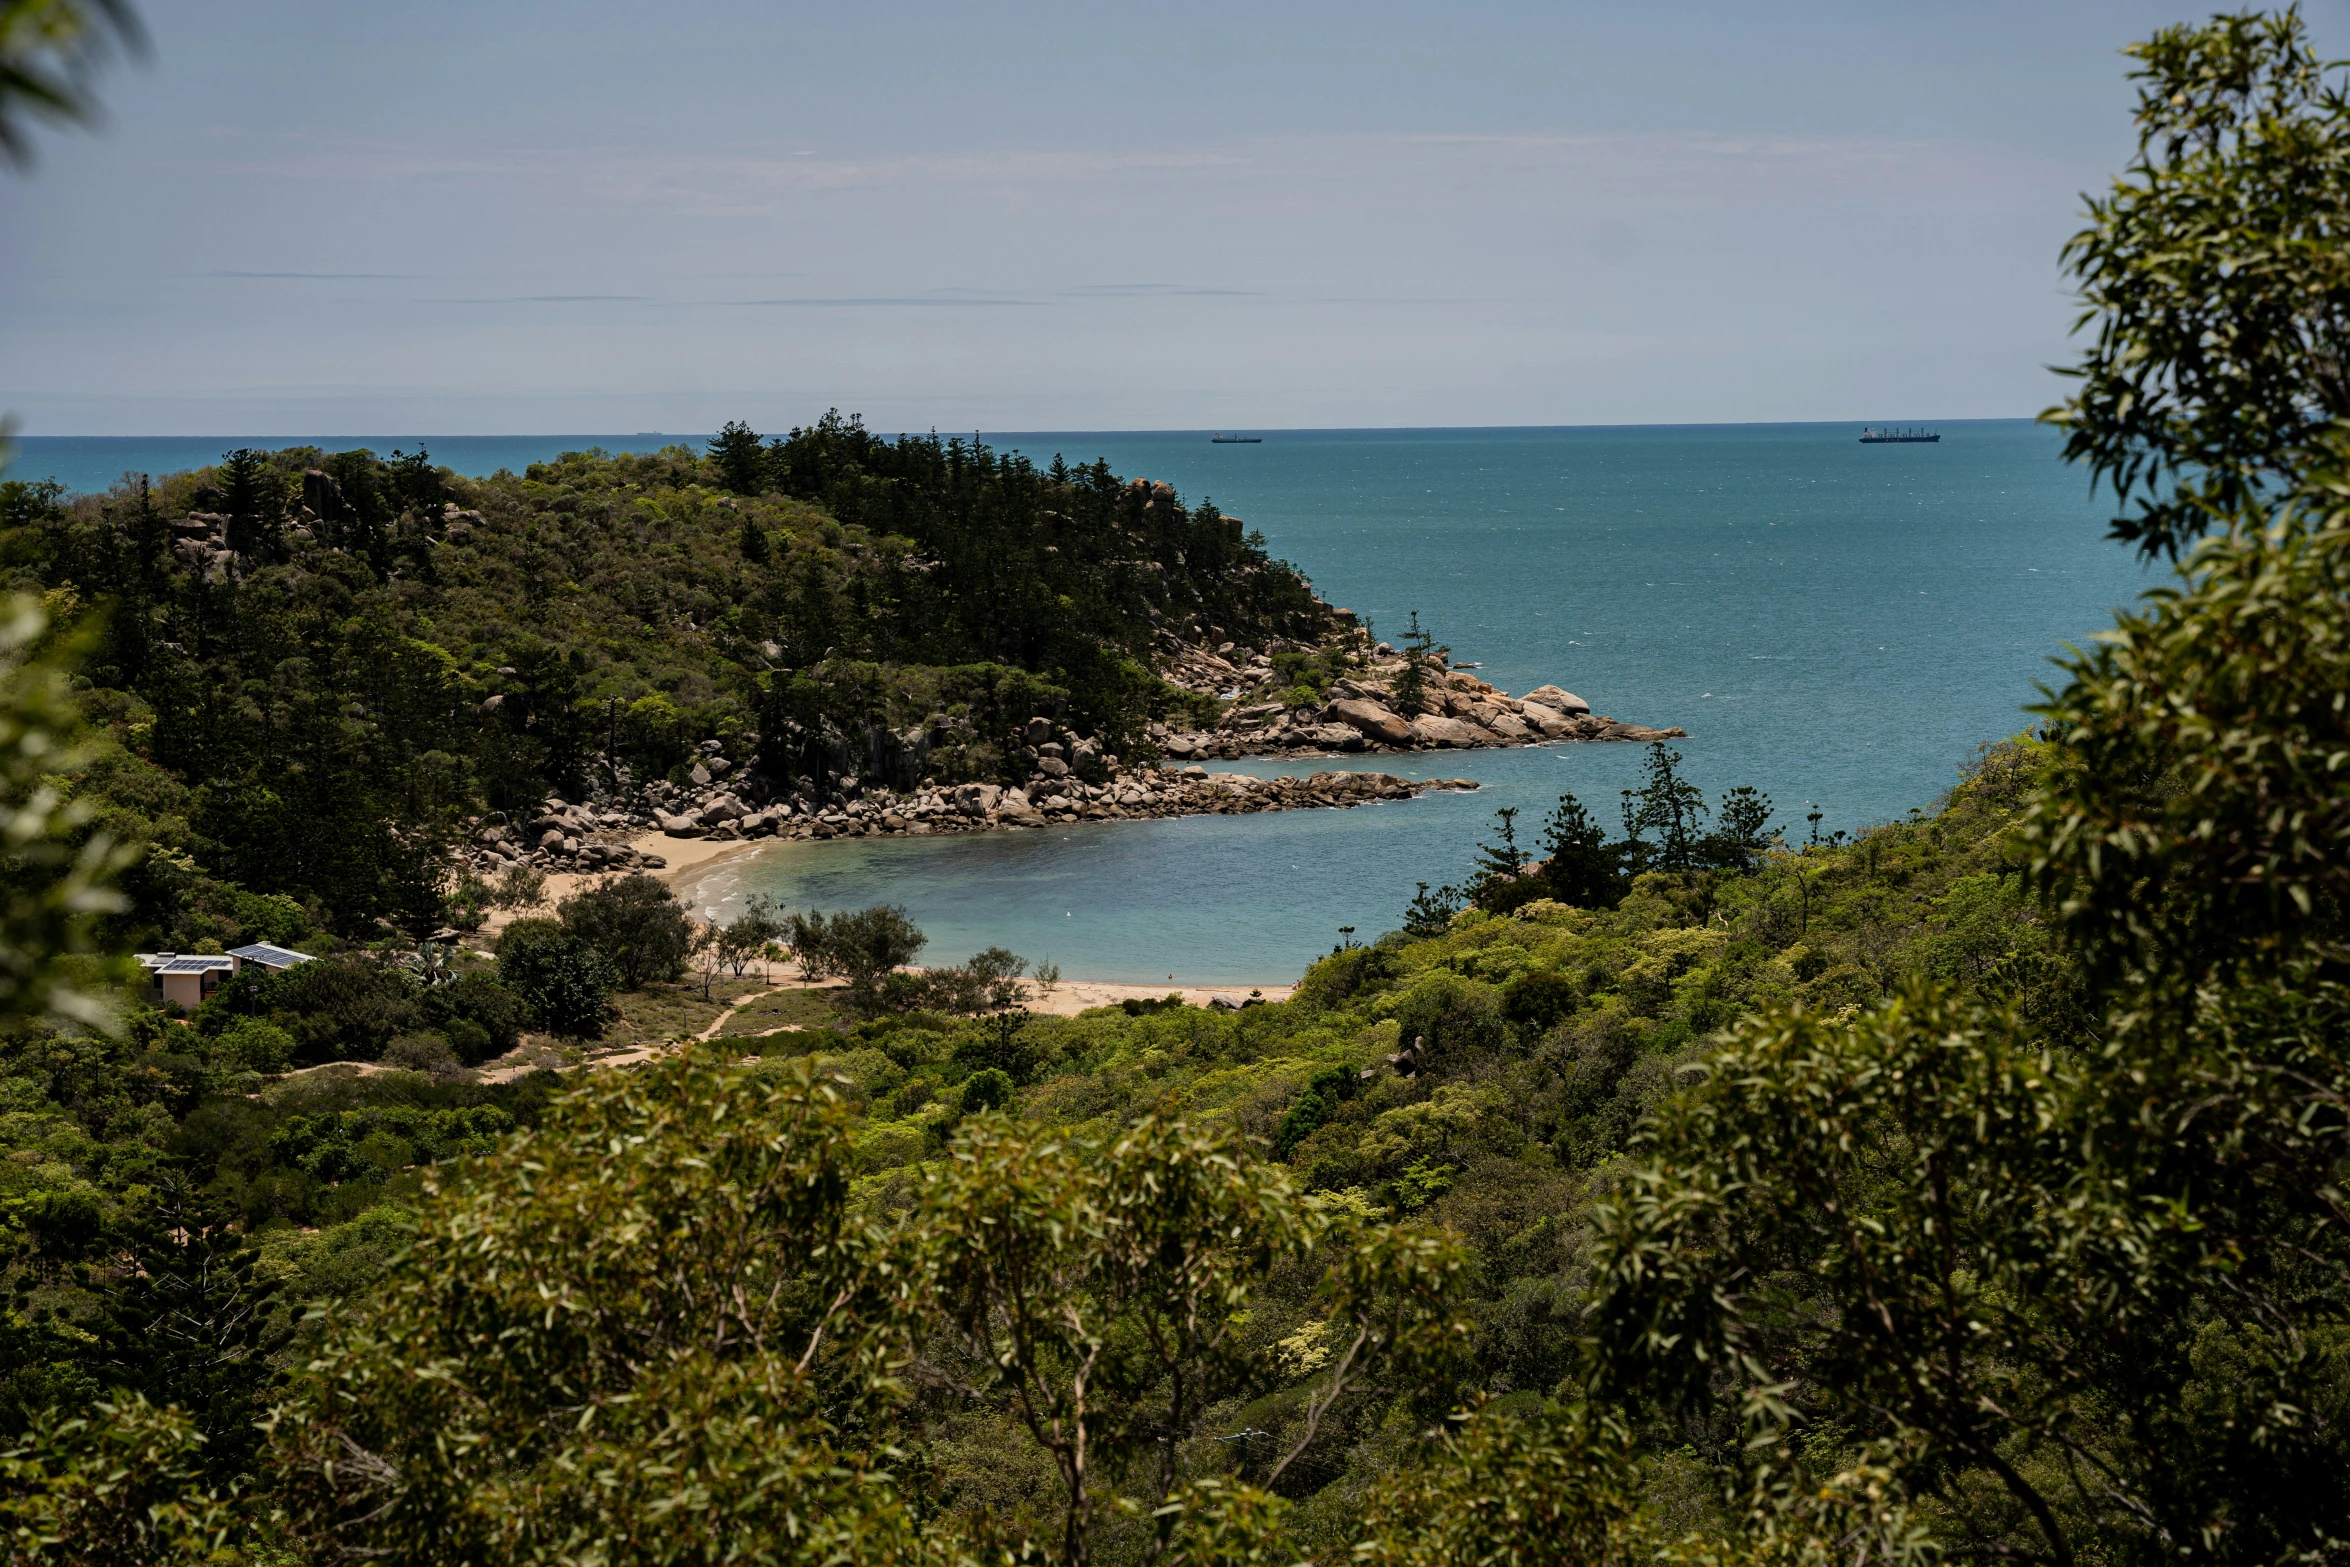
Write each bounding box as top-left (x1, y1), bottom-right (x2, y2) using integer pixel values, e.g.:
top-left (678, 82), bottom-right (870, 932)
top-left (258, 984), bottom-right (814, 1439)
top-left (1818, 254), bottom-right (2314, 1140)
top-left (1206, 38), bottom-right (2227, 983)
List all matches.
top-left (13, 423), bottom-right (2148, 984)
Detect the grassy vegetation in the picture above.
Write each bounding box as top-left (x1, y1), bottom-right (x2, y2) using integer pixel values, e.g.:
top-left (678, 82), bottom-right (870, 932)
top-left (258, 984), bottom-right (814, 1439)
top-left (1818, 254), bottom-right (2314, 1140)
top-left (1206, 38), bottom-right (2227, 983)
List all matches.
top-left (0, 732), bottom-right (2047, 1544)
top-left (538, 743), bottom-right (2045, 1552)
top-left (600, 975), bottom-right (770, 1049)
top-left (710, 982), bottom-right (845, 1042)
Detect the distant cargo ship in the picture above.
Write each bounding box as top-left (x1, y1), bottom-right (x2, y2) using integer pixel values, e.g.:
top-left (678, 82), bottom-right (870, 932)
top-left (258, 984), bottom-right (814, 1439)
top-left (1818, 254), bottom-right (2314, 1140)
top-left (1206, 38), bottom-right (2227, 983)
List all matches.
top-left (1860, 426), bottom-right (1939, 443)
top-left (1210, 434), bottom-right (1263, 444)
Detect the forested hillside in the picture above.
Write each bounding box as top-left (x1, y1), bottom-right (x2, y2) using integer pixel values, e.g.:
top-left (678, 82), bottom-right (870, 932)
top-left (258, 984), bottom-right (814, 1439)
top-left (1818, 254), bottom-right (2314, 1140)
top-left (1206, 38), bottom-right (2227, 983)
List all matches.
top-left (0, 418), bottom-right (1332, 944)
top-left (0, 723), bottom-right (2057, 1562)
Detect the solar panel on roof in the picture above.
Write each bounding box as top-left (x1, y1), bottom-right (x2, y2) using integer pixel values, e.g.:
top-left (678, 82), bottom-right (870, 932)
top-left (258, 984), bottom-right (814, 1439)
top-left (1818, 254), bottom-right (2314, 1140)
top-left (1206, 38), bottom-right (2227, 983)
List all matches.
top-left (228, 943), bottom-right (312, 966)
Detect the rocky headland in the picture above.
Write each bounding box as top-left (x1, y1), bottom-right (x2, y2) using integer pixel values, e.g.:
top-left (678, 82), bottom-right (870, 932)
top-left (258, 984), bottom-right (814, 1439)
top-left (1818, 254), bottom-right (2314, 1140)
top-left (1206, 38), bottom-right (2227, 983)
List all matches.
top-left (456, 620), bottom-right (1681, 880)
top-left (453, 587), bottom-right (1680, 880)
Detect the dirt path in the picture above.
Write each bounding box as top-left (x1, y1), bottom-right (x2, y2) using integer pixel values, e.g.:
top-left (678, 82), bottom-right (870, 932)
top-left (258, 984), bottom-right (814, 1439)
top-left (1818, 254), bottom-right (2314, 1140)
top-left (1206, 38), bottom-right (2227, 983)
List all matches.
top-left (691, 974), bottom-right (840, 1040)
top-left (697, 991), bottom-right (761, 1040)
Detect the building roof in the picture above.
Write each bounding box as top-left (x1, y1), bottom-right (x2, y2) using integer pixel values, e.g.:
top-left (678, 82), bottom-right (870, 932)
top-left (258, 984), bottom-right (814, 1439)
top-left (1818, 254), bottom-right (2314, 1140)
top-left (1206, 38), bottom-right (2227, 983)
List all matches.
top-left (228, 943), bottom-right (316, 969)
top-left (137, 953), bottom-right (236, 974)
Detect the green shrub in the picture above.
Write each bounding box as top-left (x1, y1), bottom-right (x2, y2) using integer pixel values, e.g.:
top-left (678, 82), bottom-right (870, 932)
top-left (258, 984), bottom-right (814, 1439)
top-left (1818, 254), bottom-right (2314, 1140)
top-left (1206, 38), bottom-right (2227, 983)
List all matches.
top-left (1277, 1063), bottom-right (1362, 1157)
top-left (497, 923), bottom-right (619, 1041)
top-left (423, 971), bottom-right (525, 1058)
top-left (1500, 969), bottom-right (1579, 1034)
top-left (960, 1067), bottom-right (1014, 1113)
top-left (1394, 973), bottom-right (1505, 1068)
top-left (214, 1016), bottom-right (294, 1075)
top-left (441, 1017), bottom-right (493, 1064)
top-left (559, 874), bottom-right (695, 990)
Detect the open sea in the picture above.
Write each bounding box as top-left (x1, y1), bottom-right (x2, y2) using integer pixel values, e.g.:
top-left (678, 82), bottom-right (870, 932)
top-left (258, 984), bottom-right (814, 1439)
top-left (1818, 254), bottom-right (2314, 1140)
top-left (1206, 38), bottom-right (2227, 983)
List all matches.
top-left (12, 422), bottom-right (2148, 985)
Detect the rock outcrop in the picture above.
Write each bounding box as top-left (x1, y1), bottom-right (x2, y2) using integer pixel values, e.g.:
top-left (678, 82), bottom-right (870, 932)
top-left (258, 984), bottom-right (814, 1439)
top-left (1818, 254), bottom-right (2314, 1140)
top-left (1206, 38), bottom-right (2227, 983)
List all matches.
top-left (156, 481), bottom-right (487, 585)
top-left (466, 796), bottom-right (674, 878)
top-left (1146, 635), bottom-right (1683, 763)
top-left (1523, 685), bottom-right (1591, 716)
top-left (1329, 698), bottom-right (1414, 746)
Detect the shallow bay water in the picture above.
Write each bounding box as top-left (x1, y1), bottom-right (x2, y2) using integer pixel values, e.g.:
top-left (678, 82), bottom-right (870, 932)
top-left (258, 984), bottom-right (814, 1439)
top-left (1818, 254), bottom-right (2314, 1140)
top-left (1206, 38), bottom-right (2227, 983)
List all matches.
top-left (20, 422), bottom-right (2148, 984)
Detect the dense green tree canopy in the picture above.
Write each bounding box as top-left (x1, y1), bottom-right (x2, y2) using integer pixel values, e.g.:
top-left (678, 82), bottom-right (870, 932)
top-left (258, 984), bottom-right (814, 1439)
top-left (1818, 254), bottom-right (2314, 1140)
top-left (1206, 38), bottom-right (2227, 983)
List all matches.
top-left (1589, 13), bottom-right (2350, 1564)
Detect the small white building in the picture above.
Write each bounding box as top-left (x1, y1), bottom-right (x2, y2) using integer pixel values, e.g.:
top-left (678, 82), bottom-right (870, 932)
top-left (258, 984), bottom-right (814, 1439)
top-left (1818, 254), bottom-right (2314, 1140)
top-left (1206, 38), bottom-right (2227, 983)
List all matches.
top-left (135, 953), bottom-right (236, 1009)
top-left (136, 944), bottom-right (314, 1009)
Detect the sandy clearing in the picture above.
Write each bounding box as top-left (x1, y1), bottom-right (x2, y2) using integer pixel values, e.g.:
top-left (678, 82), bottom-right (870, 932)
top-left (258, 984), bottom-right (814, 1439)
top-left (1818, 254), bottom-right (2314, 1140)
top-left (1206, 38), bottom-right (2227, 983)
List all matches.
top-left (635, 829), bottom-right (764, 881)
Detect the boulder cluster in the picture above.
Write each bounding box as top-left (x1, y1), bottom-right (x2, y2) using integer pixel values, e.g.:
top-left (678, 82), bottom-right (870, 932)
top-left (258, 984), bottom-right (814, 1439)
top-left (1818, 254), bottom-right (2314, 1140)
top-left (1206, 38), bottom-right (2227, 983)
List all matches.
top-left (654, 764), bottom-right (1469, 843)
top-left (162, 482), bottom-right (488, 583)
top-left (1155, 644), bottom-right (1683, 763)
top-left (468, 796), bottom-right (670, 877)
top-left (164, 514), bottom-right (244, 581)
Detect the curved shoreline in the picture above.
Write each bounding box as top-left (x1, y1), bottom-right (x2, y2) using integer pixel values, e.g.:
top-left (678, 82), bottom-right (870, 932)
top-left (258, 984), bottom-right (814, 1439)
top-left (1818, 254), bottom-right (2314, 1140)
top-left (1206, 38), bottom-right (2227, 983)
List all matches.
top-left (466, 766), bottom-right (1490, 884)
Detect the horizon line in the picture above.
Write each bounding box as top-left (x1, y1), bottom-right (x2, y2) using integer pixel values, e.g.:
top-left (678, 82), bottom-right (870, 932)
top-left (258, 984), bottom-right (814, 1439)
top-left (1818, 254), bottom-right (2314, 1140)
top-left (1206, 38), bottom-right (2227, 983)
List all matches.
top-left (10, 415), bottom-right (2042, 442)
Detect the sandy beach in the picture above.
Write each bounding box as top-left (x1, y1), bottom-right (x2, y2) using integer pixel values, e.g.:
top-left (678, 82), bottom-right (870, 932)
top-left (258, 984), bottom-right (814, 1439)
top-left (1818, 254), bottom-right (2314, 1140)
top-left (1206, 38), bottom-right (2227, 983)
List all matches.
top-left (696, 970), bottom-right (1295, 1022)
top-left (479, 829), bottom-right (768, 942)
top-left (587, 829), bottom-right (762, 906)
top-left (687, 969), bottom-right (1294, 1024)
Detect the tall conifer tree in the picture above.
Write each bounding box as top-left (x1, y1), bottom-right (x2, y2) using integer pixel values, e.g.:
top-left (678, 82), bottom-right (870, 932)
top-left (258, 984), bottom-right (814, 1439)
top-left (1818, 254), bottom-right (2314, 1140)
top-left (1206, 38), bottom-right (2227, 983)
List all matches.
top-left (708, 420), bottom-right (769, 495)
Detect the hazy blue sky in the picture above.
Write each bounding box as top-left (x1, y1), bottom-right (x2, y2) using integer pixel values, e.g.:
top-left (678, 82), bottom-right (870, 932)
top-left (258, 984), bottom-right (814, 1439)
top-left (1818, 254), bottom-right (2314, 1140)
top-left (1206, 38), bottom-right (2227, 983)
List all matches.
top-left (4, 1), bottom-right (2336, 434)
